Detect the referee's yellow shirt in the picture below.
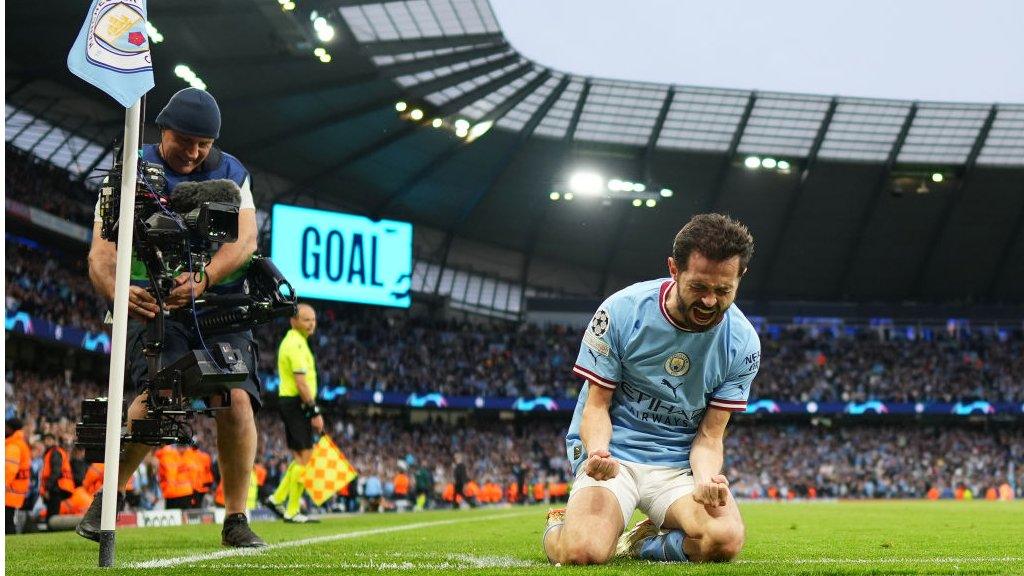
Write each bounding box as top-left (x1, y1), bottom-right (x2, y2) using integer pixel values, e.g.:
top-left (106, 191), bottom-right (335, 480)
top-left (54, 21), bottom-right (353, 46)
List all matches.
top-left (277, 328), bottom-right (317, 399)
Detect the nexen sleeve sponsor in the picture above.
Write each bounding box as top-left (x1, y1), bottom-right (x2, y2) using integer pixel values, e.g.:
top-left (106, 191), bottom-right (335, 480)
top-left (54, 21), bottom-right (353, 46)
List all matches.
top-left (708, 316), bottom-right (759, 412)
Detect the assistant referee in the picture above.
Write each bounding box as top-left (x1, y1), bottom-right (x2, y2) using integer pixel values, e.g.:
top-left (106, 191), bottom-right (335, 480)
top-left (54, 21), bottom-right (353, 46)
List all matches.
top-left (265, 303), bottom-right (322, 523)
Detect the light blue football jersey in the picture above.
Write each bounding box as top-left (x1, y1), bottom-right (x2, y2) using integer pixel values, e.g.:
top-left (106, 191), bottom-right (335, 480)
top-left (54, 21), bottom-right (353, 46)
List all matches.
top-left (566, 278), bottom-right (760, 473)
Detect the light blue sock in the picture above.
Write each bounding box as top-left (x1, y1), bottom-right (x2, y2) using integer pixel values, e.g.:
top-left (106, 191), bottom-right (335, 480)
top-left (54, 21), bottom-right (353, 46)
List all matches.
top-left (638, 529), bottom-right (689, 562)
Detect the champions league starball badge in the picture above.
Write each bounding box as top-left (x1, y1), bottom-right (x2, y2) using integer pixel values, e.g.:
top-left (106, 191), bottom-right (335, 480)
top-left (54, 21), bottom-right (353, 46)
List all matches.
top-left (590, 309), bottom-right (610, 337)
top-left (593, 309), bottom-right (606, 336)
top-left (665, 352), bottom-right (690, 376)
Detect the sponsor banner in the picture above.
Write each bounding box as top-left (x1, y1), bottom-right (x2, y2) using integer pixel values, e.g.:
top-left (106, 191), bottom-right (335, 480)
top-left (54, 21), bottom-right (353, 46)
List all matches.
top-left (5, 308), bottom-right (111, 353)
top-left (116, 511), bottom-right (138, 528)
top-left (139, 509), bottom-right (183, 527)
top-left (318, 387), bottom-right (1024, 416)
top-left (6, 199), bottom-right (92, 243)
top-left (183, 510), bottom-right (217, 525)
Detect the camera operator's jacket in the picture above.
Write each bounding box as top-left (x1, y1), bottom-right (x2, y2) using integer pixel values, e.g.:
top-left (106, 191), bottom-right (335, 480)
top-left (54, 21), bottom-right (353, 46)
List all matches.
top-left (94, 144), bottom-right (256, 294)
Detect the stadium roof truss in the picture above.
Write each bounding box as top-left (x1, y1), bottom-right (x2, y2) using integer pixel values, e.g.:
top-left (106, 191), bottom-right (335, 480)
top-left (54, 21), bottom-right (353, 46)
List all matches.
top-left (6, 0), bottom-right (1024, 306)
top-left (335, 0), bottom-right (1023, 167)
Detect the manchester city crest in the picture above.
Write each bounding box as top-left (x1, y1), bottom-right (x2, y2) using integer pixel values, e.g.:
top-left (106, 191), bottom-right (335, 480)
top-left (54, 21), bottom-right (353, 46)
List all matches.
top-left (590, 309), bottom-right (610, 338)
top-left (665, 352), bottom-right (690, 376)
top-left (86, 0), bottom-right (152, 73)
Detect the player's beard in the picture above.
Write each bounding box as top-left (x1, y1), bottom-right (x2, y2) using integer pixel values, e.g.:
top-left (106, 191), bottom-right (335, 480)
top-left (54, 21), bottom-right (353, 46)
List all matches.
top-left (674, 284), bottom-right (725, 332)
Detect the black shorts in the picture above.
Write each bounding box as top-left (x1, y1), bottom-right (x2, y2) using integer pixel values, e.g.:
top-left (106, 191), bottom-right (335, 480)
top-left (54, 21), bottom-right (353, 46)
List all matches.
top-left (126, 318), bottom-right (262, 411)
top-left (278, 397), bottom-right (314, 451)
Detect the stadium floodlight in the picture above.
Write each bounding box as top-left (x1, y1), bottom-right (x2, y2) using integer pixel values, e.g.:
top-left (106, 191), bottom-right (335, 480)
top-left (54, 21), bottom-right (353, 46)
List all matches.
top-left (633, 183), bottom-right (646, 193)
top-left (608, 179), bottom-right (624, 191)
top-left (777, 160), bottom-right (791, 171)
top-left (620, 180), bottom-right (634, 191)
top-left (932, 172), bottom-right (944, 183)
top-left (313, 17), bottom-right (334, 42)
top-left (173, 64), bottom-right (194, 80)
top-left (189, 78), bottom-right (207, 90)
top-left (145, 21), bottom-right (164, 43)
top-left (645, 199), bottom-right (657, 208)
top-left (632, 199), bottom-right (642, 207)
top-left (564, 192), bottom-right (574, 201)
top-left (466, 121), bottom-right (493, 142)
top-left (744, 156), bottom-right (761, 169)
top-left (761, 157), bottom-right (777, 169)
top-left (568, 171), bottom-right (604, 196)
top-left (550, 192), bottom-right (560, 201)
top-left (410, 108), bottom-right (424, 121)
top-left (314, 47), bottom-right (326, 57)
top-left (282, 1), bottom-right (295, 10)
top-left (318, 53), bottom-right (332, 63)
top-left (660, 188), bottom-right (673, 198)
top-left (395, 101), bottom-right (408, 112)
top-left (455, 126), bottom-right (469, 138)
top-left (316, 24), bottom-right (334, 41)
top-left (432, 118), bottom-right (443, 128)
top-left (454, 118), bottom-right (471, 132)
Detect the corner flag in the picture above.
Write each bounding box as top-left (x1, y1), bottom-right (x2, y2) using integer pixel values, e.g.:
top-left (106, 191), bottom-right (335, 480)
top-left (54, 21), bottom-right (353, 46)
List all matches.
top-left (67, 0), bottom-right (154, 108)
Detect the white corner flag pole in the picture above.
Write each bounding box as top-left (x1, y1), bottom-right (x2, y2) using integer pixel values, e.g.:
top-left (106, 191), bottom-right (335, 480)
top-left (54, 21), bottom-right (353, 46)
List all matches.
top-left (98, 98), bottom-right (143, 568)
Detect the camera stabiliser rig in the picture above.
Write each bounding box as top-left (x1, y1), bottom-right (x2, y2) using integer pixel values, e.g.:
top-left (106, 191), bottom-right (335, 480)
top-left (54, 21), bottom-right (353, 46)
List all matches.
top-left (76, 151), bottom-right (298, 461)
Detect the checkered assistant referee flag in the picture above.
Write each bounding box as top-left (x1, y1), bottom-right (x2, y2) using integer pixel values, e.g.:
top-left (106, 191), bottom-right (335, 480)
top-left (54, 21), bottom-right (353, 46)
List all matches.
top-left (302, 435), bottom-right (358, 505)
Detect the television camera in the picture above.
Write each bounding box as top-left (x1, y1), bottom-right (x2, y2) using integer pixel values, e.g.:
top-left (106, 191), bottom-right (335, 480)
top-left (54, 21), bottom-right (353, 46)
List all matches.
top-left (76, 151), bottom-right (297, 462)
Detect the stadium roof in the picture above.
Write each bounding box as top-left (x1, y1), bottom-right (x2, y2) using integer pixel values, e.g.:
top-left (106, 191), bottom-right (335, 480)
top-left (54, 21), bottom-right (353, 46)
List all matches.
top-left (6, 0), bottom-right (1024, 305)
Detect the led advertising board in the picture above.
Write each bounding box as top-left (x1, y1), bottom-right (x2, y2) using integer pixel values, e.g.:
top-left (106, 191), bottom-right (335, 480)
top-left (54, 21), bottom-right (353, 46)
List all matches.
top-left (271, 204), bottom-right (412, 308)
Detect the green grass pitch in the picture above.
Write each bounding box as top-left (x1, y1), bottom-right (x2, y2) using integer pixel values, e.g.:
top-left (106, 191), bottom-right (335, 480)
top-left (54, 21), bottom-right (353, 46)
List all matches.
top-left (4, 501), bottom-right (1023, 575)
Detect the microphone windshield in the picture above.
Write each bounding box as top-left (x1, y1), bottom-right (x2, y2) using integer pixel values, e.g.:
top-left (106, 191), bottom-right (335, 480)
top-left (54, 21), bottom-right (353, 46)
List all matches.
top-left (169, 179), bottom-right (242, 213)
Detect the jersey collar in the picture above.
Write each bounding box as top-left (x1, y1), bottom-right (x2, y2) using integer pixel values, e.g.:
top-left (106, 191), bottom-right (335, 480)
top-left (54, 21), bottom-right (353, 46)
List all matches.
top-left (659, 280), bottom-right (691, 331)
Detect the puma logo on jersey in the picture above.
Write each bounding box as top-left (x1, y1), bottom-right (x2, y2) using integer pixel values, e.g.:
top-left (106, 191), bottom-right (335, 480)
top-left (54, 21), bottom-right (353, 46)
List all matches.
top-left (661, 378), bottom-right (685, 399)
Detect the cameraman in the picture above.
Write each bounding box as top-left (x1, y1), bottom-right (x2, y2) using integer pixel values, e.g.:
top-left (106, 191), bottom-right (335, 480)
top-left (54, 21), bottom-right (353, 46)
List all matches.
top-left (78, 88), bottom-right (266, 547)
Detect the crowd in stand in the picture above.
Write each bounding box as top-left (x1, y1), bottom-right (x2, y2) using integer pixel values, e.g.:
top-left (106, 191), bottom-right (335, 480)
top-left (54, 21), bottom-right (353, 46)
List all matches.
top-left (725, 423), bottom-right (1022, 500)
top-left (5, 146), bottom-right (97, 228)
top-left (757, 326), bottom-right (1024, 404)
top-left (5, 367), bottom-right (1021, 530)
top-left (6, 233), bottom-right (1022, 404)
top-left (5, 240), bottom-right (106, 333)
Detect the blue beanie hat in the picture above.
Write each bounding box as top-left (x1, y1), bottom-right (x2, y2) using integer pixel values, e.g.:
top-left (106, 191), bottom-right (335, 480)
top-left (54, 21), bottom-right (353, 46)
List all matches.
top-left (155, 88), bottom-right (221, 139)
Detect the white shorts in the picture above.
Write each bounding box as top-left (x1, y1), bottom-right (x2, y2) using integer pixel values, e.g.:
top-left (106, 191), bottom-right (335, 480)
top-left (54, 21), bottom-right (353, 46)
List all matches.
top-left (568, 460), bottom-right (694, 529)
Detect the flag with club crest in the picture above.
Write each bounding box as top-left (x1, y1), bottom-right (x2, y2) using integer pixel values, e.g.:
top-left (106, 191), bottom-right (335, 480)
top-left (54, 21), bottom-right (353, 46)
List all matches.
top-left (302, 435), bottom-right (359, 505)
top-left (67, 0), bottom-right (154, 107)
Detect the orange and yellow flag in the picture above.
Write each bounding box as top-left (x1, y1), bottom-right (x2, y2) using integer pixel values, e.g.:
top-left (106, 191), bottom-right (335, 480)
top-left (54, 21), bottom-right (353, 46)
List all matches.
top-left (302, 435), bottom-right (358, 505)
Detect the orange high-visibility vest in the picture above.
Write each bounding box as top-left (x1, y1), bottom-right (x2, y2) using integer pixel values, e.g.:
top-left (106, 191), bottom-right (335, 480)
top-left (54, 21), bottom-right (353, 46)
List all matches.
top-left (507, 482), bottom-right (519, 503)
top-left (254, 463), bottom-right (267, 487)
top-left (999, 483), bottom-right (1014, 501)
top-left (464, 480), bottom-right (479, 498)
top-left (393, 473), bottom-right (410, 497)
top-left (60, 487), bottom-right (94, 515)
top-left (41, 446), bottom-right (76, 496)
top-left (184, 447), bottom-right (214, 494)
top-left (5, 430), bottom-right (31, 508)
top-left (442, 483), bottom-right (455, 502)
top-left (533, 482), bottom-right (545, 501)
top-left (155, 446), bottom-right (194, 500)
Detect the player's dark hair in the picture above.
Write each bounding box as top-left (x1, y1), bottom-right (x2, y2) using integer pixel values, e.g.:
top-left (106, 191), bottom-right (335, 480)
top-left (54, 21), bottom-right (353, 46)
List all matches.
top-left (672, 213), bottom-right (754, 276)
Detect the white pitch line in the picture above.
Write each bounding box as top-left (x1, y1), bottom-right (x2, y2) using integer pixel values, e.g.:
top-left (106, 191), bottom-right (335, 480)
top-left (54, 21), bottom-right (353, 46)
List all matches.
top-left (737, 556), bottom-right (1023, 565)
top-left (124, 510), bottom-right (537, 569)
top-left (167, 555), bottom-right (543, 571)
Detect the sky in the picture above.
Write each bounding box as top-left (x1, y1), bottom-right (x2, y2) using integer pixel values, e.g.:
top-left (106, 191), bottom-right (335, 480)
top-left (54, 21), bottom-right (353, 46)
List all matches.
top-left (490, 0), bottom-right (1024, 104)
